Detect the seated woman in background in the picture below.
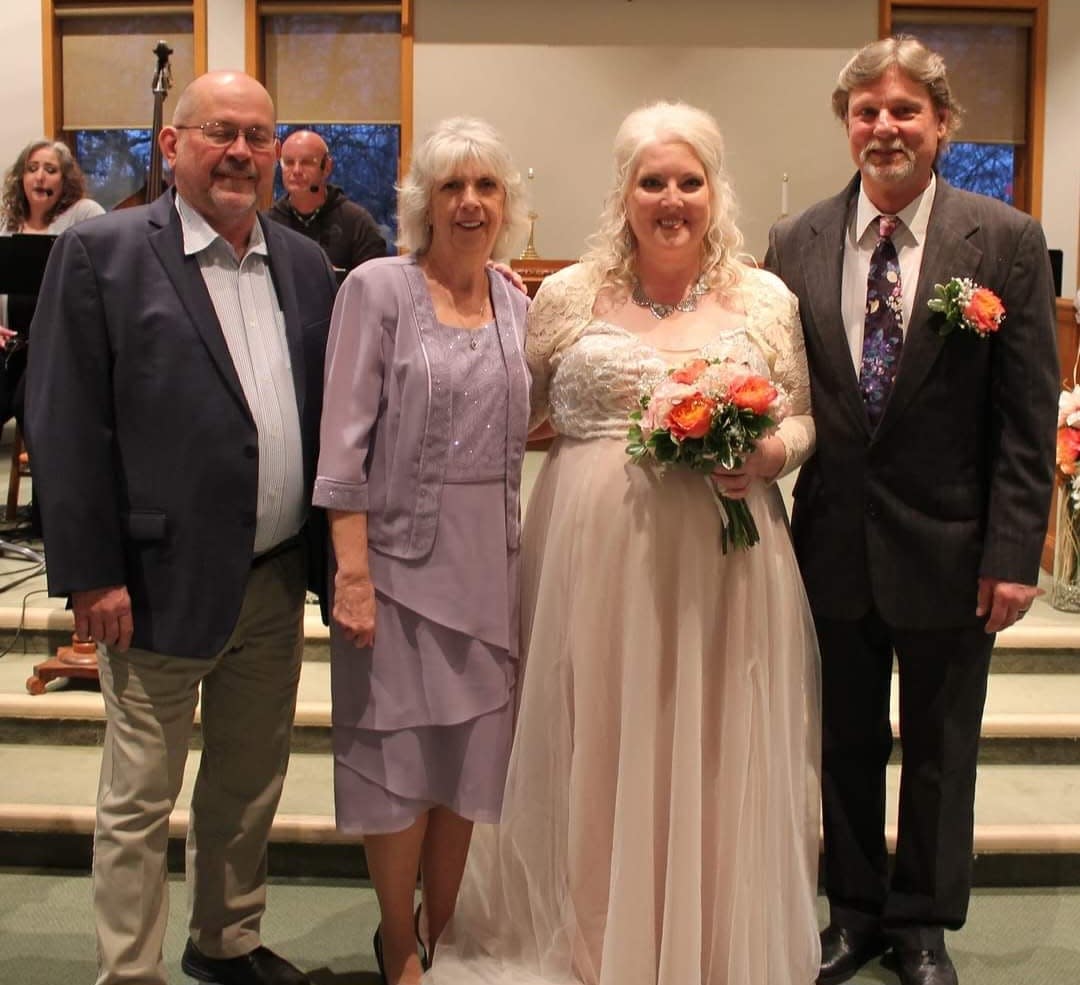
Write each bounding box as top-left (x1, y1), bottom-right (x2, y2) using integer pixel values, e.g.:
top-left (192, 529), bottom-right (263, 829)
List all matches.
top-left (312, 117), bottom-right (530, 985)
top-left (0, 139), bottom-right (104, 428)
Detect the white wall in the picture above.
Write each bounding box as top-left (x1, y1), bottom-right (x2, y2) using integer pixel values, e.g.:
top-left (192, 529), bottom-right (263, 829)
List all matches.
top-left (1043, 0), bottom-right (1080, 299)
top-left (206, 0), bottom-right (246, 72)
top-left (0, 0), bottom-right (1075, 295)
top-left (0, 1), bottom-right (45, 163)
top-left (413, 0), bottom-right (872, 264)
top-left (413, 0), bottom-right (1077, 295)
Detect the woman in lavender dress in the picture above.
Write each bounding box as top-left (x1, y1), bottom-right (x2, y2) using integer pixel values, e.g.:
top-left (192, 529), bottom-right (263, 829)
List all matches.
top-left (312, 117), bottom-right (530, 985)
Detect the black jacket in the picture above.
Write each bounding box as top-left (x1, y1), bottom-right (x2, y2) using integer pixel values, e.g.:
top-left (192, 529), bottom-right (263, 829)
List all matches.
top-left (267, 184), bottom-right (386, 272)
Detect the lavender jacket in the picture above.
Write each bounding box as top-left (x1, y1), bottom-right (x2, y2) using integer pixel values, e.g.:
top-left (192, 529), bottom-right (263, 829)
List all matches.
top-left (312, 255), bottom-right (530, 558)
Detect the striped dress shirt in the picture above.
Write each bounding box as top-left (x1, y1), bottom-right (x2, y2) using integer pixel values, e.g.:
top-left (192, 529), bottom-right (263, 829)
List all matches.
top-left (175, 194), bottom-right (305, 555)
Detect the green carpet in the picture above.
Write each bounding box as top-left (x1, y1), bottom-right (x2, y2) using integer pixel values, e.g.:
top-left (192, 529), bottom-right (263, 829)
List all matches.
top-left (0, 872), bottom-right (1078, 984)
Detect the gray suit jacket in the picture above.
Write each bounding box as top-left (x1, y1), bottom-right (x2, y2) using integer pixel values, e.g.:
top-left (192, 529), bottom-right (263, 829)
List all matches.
top-left (27, 191), bottom-right (339, 657)
top-left (766, 175), bottom-right (1058, 628)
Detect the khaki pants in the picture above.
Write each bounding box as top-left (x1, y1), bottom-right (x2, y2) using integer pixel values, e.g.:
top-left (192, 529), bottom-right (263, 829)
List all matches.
top-left (93, 548), bottom-right (306, 985)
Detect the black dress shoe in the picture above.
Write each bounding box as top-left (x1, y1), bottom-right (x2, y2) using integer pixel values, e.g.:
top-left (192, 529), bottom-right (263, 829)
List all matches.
top-left (817, 924), bottom-right (889, 985)
top-left (882, 945), bottom-right (958, 985)
top-left (181, 940), bottom-right (311, 985)
top-left (414, 904), bottom-right (431, 971)
top-left (373, 926), bottom-right (388, 985)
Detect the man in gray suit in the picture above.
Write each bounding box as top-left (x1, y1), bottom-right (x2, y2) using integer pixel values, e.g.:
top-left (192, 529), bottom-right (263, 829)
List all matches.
top-left (27, 72), bottom-right (337, 985)
top-left (766, 37), bottom-right (1058, 985)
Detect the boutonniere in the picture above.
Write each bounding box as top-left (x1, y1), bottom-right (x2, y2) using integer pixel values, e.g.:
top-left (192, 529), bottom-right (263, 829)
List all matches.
top-left (927, 277), bottom-right (1004, 338)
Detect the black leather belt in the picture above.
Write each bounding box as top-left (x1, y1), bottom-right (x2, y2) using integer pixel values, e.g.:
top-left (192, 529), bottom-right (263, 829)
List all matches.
top-left (251, 534), bottom-right (303, 568)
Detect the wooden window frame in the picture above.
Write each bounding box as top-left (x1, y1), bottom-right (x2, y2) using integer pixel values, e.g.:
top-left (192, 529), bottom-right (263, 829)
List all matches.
top-left (244, 0), bottom-right (413, 179)
top-left (41, 0), bottom-right (209, 138)
top-left (880, 0), bottom-right (1047, 218)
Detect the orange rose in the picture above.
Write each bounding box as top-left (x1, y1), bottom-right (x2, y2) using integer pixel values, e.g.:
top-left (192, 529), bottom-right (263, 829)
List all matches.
top-left (729, 376), bottom-right (778, 416)
top-left (671, 358), bottom-right (711, 385)
top-left (1057, 427), bottom-right (1080, 475)
top-left (665, 395), bottom-right (715, 439)
top-left (963, 288), bottom-right (1004, 335)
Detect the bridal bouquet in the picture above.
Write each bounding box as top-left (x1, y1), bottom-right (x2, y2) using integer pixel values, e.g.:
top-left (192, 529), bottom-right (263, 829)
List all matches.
top-left (626, 357), bottom-right (788, 553)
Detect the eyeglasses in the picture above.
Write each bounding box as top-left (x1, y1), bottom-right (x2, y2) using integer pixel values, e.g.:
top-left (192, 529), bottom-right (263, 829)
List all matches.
top-left (175, 121), bottom-right (276, 151)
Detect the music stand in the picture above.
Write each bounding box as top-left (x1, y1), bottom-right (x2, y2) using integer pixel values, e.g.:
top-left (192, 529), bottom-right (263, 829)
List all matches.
top-left (0, 234), bottom-right (56, 566)
top-left (0, 234), bottom-right (58, 297)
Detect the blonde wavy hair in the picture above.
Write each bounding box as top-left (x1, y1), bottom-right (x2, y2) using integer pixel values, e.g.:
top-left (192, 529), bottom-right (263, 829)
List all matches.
top-left (583, 101), bottom-right (745, 296)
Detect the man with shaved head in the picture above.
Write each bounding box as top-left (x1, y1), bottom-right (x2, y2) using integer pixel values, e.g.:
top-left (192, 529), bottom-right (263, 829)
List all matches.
top-left (267, 128), bottom-right (386, 272)
top-left (27, 71), bottom-right (337, 985)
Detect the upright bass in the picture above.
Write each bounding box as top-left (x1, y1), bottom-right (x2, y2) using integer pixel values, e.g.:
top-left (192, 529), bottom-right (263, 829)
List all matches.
top-left (116, 40), bottom-right (173, 209)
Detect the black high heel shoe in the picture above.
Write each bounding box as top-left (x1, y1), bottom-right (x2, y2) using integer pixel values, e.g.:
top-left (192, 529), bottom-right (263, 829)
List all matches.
top-left (414, 904), bottom-right (431, 971)
top-left (373, 925), bottom-right (388, 985)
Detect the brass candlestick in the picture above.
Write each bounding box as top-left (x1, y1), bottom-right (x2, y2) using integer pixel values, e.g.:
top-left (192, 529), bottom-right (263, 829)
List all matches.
top-left (519, 167), bottom-right (541, 260)
top-left (520, 210), bottom-right (540, 260)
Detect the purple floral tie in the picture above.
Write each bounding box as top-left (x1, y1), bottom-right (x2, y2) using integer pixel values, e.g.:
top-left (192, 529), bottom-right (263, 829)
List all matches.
top-left (859, 214), bottom-right (903, 427)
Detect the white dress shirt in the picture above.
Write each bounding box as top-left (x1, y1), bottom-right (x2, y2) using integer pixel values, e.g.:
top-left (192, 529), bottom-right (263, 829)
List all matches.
top-left (175, 194), bottom-right (305, 555)
top-left (841, 172), bottom-right (937, 371)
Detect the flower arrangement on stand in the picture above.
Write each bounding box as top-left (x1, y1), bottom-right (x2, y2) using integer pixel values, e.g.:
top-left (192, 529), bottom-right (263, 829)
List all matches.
top-left (1053, 385), bottom-right (1080, 611)
top-left (626, 357), bottom-right (788, 553)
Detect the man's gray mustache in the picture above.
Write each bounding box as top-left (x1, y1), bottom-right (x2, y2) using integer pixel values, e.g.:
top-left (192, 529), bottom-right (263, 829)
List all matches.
top-left (861, 141), bottom-right (915, 163)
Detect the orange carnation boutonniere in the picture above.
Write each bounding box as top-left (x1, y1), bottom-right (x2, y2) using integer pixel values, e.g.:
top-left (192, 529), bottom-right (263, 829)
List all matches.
top-left (927, 277), bottom-right (1005, 338)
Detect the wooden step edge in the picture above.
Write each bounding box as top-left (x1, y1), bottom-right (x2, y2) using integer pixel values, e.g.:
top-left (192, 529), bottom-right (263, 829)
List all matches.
top-left (3, 804), bottom-right (1079, 854)
top-left (0, 693), bottom-right (104, 719)
top-left (988, 623), bottom-right (1080, 649)
top-left (882, 823), bottom-right (1080, 852)
top-left (8, 703), bottom-right (1080, 741)
top-left (0, 607), bottom-right (332, 638)
top-left (0, 603), bottom-right (1071, 647)
top-left (0, 696), bottom-right (330, 725)
top-left (0, 607), bottom-right (73, 633)
top-left (978, 714), bottom-right (1080, 738)
top-left (0, 804), bottom-right (360, 843)
top-left (889, 713), bottom-right (1080, 739)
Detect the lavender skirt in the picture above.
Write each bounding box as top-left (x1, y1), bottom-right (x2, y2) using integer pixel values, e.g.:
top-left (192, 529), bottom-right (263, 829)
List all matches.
top-left (330, 479), bottom-right (519, 834)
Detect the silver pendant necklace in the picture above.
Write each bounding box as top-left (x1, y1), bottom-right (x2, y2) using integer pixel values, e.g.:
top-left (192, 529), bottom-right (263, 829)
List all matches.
top-left (631, 274), bottom-right (709, 320)
top-left (464, 298), bottom-right (489, 349)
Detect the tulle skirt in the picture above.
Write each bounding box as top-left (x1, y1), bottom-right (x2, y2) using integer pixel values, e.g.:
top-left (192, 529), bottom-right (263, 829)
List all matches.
top-left (428, 436), bottom-right (821, 985)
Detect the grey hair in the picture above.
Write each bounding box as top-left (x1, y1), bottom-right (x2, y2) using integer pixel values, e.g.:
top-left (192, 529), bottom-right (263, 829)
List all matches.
top-left (396, 116), bottom-right (528, 259)
top-left (832, 35), bottom-right (963, 155)
top-left (582, 101), bottom-right (745, 297)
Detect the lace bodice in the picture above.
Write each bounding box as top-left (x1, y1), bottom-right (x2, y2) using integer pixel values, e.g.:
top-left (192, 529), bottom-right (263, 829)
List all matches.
top-left (525, 262), bottom-right (815, 475)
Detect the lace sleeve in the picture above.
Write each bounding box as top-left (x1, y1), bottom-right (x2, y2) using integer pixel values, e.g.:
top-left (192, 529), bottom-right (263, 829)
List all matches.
top-left (744, 268), bottom-right (815, 478)
top-left (524, 263), bottom-right (600, 430)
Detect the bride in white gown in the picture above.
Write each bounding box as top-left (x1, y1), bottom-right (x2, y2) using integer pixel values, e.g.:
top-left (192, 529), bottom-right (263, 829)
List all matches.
top-left (426, 101), bottom-right (821, 985)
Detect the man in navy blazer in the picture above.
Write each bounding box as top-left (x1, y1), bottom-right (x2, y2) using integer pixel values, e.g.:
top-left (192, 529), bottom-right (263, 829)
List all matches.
top-left (766, 37), bottom-right (1057, 985)
top-left (27, 72), bottom-right (337, 985)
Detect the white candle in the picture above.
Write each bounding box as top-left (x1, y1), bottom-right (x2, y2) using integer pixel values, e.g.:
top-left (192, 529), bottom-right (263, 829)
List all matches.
top-left (781, 173), bottom-right (790, 216)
